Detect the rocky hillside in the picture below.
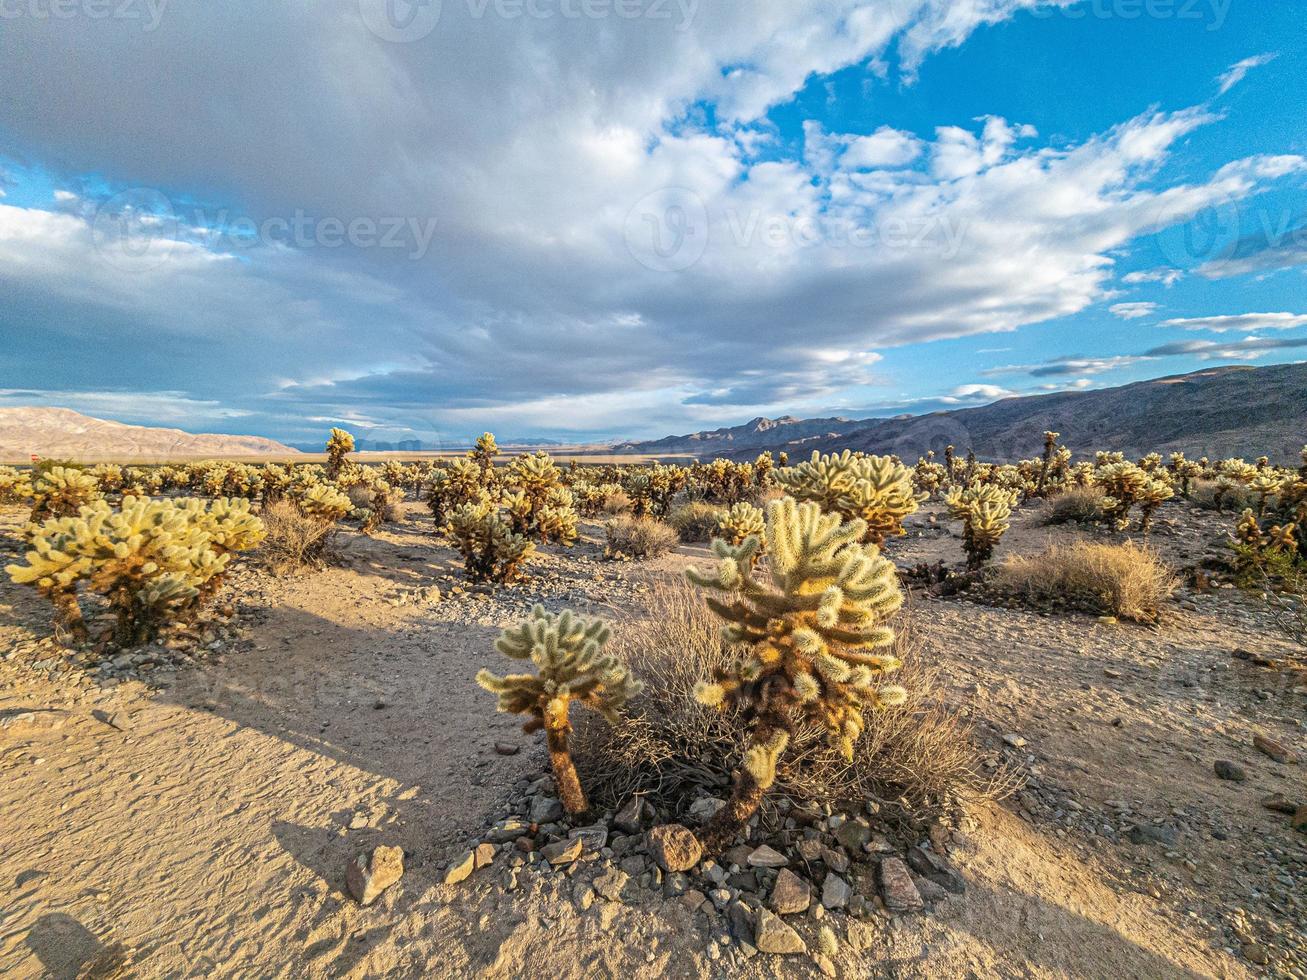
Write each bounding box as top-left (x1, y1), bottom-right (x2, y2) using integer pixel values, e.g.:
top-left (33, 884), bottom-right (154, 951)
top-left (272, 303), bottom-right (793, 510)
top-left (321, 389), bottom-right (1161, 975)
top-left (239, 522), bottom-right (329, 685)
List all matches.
top-left (0, 407), bottom-right (299, 461)
top-left (611, 415), bottom-right (873, 456)
top-left (615, 365), bottom-right (1307, 464)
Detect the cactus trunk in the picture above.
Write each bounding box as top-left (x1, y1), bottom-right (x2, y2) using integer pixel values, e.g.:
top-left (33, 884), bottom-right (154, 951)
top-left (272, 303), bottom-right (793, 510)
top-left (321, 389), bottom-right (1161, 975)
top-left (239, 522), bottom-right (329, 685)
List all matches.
top-left (544, 699), bottom-right (588, 814)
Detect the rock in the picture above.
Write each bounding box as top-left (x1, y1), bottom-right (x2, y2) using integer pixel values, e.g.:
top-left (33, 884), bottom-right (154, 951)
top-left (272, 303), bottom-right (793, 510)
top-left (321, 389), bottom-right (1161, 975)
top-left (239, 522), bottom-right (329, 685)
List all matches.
top-left (1294, 806), bottom-right (1307, 833)
top-left (1253, 735), bottom-right (1296, 764)
top-left (834, 817), bottom-right (872, 853)
top-left (746, 844), bottom-right (787, 868)
top-left (493, 741), bottom-right (520, 756)
top-left (613, 796), bottom-right (647, 834)
top-left (905, 845), bottom-right (965, 894)
top-left (94, 709), bottom-right (132, 732)
top-left (647, 824), bottom-right (701, 873)
top-left (1002, 733), bottom-right (1027, 749)
top-left (348, 812), bottom-right (369, 830)
top-left (1127, 824), bottom-right (1177, 847)
top-left (528, 795), bottom-right (565, 824)
top-left (821, 874), bottom-right (850, 909)
top-left (474, 842), bottom-right (496, 868)
top-left (727, 900), bottom-right (755, 943)
top-left (687, 797), bottom-right (727, 825)
top-left (814, 954), bottom-right (836, 977)
top-left (795, 839), bottom-right (824, 862)
top-left (444, 850), bottom-right (476, 884)
top-left (879, 857), bottom-right (924, 913)
top-left (541, 837), bottom-right (584, 866)
top-left (913, 875), bottom-right (948, 903)
top-left (1242, 943), bottom-right (1269, 966)
top-left (1214, 761), bottom-right (1247, 782)
top-left (486, 818), bottom-right (529, 843)
top-left (754, 908), bottom-right (806, 955)
top-left (680, 889), bottom-right (708, 911)
top-left (346, 846), bottom-right (404, 905)
top-left (821, 847), bottom-right (849, 874)
top-left (1261, 794), bottom-right (1299, 815)
top-left (593, 868), bottom-right (630, 902)
top-left (573, 881), bottom-right (595, 910)
top-left (770, 868), bottom-right (811, 914)
top-left (568, 824), bottom-right (609, 854)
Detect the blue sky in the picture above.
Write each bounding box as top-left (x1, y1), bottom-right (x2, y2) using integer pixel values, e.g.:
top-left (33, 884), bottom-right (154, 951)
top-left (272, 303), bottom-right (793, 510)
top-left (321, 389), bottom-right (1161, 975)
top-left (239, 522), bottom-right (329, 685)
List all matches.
top-left (1, 0), bottom-right (1304, 446)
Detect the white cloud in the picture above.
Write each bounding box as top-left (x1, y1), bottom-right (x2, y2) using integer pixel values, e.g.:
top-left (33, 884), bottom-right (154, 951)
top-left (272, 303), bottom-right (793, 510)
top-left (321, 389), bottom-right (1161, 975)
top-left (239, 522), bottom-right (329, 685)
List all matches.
top-left (1123, 267), bottom-right (1183, 287)
top-left (1159, 313), bottom-right (1307, 333)
top-left (1110, 302), bottom-right (1159, 320)
top-left (1217, 53), bottom-right (1277, 96)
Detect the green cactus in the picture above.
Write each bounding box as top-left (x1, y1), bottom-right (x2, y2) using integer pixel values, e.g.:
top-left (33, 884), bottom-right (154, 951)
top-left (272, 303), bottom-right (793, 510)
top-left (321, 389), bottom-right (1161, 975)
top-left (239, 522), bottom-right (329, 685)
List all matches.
top-left (30, 466), bottom-right (102, 522)
top-left (777, 450), bottom-right (922, 544)
top-left (715, 501), bottom-right (766, 557)
top-left (469, 432), bottom-right (500, 475)
top-left (945, 485), bottom-right (1016, 569)
top-left (477, 605), bottom-right (640, 813)
top-left (449, 493), bottom-right (536, 583)
top-left (325, 428), bottom-right (355, 480)
top-left (1135, 473), bottom-right (1175, 534)
top-left (686, 497), bottom-right (905, 849)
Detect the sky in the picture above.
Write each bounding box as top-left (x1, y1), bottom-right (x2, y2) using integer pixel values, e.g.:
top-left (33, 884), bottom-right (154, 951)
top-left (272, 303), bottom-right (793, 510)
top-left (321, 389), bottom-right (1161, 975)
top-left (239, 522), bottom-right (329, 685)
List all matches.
top-left (1, 0), bottom-right (1305, 447)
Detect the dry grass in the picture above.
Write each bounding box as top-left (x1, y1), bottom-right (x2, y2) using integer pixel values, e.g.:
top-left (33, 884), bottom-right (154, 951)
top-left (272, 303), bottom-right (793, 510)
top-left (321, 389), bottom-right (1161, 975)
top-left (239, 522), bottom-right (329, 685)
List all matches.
top-left (993, 540), bottom-right (1176, 623)
top-left (1043, 487), bottom-right (1107, 525)
top-left (258, 499), bottom-right (337, 571)
top-left (601, 490), bottom-right (633, 515)
top-left (571, 580), bottom-right (1010, 827)
top-left (604, 515), bottom-right (679, 558)
top-left (668, 501), bottom-right (724, 542)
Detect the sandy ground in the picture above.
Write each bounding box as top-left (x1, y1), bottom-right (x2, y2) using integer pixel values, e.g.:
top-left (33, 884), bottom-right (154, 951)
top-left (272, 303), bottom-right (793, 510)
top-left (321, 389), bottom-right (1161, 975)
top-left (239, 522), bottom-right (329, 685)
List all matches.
top-left (0, 499), bottom-right (1303, 978)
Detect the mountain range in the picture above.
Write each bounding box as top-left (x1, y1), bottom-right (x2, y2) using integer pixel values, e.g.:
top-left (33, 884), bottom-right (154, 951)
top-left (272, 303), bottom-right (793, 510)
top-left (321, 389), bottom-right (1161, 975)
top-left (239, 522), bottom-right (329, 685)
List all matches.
top-left (0, 408), bottom-right (297, 462)
top-left (612, 364), bottom-right (1307, 465)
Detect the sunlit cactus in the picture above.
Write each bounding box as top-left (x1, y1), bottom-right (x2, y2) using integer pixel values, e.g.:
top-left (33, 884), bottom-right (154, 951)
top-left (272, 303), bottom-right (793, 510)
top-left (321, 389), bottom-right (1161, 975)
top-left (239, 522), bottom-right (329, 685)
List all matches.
top-left (0, 466), bottom-right (32, 504)
top-left (945, 484), bottom-right (1016, 569)
top-left (469, 432), bottom-right (500, 475)
top-left (1248, 470), bottom-right (1283, 517)
top-left (1094, 461), bottom-right (1148, 529)
top-left (686, 497), bottom-right (905, 849)
top-left (325, 428), bottom-right (355, 480)
top-left (1036, 431), bottom-right (1061, 494)
top-left (1135, 473), bottom-right (1175, 534)
top-left (30, 466), bottom-right (102, 522)
top-left (449, 493), bottom-right (536, 583)
top-left (476, 605), bottom-right (640, 813)
top-left (297, 483), bottom-right (353, 522)
top-left (777, 450), bottom-right (923, 544)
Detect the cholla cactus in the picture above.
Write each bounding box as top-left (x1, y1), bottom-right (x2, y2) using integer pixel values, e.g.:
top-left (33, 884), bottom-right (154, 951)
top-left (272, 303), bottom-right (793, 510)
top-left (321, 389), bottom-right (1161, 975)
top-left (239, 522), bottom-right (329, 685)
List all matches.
top-left (686, 497), bottom-right (905, 848)
top-left (427, 458), bottom-right (486, 528)
top-left (716, 501), bottom-right (766, 549)
top-left (1094, 461), bottom-right (1148, 529)
top-left (914, 452), bottom-right (947, 499)
top-left (325, 428), bottom-right (355, 480)
top-left (297, 483), bottom-right (353, 522)
top-left (1168, 453), bottom-right (1203, 497)
top-left (753, 451), bottom-right (775, 487)
top-left (1248, 470), bottom-right (1283, 517)
top-left (449, 494), bottom-right (536, 583)
top-left (777, 450), bottom-right (923, 544)
top-left (1036, 432), bottom-right (1060, 494)
top-left (1135, 474), bottom-right (1175, 534)
top-left (30, 466), bottom-right (102, 522)
top-left (469, 432), bottom-right (500, 474)
top-left (945, 485), bottom-right (1016, 569)
top-left (503, 453), bottom-right (579, 545)
top-left (7, 496), bottom-right (263, 647)
top-left (476, 605), bottom-right (640, 813)
top-left (0, 466), bottom-right (32, 504)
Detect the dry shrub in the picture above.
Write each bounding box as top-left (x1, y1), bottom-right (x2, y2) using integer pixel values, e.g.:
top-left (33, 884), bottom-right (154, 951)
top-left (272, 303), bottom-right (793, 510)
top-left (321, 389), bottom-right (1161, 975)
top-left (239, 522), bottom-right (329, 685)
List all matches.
top-left (993, 540), bottom-right (1175, 622)
top-left (604, 515), bottom-right (679, 558)
top-left (571, 581), bottom-right (1009, 825)
top-left (1191, 479), bottom-right (1251, 512)
top-left (1043, 487), bottom-right (1107, 525)
top-left (258, 499), bottom-right (336, 571)
top-left (601, 490), bottom-right (633, 515)
top-left (668, 501), bottom-right (724, 542)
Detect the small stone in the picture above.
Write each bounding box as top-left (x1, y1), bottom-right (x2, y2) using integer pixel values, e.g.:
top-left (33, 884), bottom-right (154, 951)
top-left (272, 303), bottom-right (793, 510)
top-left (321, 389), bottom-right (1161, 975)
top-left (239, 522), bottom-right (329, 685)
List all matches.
top-left (494, 742), bottom-right (520, 756)
top-left (746, 844), bottom-right (787, 868)
top-left (795, 839), bottom-right (824, 862)
top-left (1214, 761), bottom-right (1247, 782)
top-left (1002, 734), bottom-right (1027, 749)
top-left (486, 818), bottom-right (529, 843)
top-left (1242, 943), bottom-right (1269, 965)
top-left (905, 845), bottom-right (965, 894)
top-left (1293, 806), bottom-right (1307, 833)
top-left (474, 842), bottom-right (496, 868)
top-left (647, 824), bottom-right (701, 873)
top-left (541, 837), bottom-right (584, 866)
top-left (687, 797), bottom-right (727, 825)
top-left (613, 796), bottom-right (646, 834)
top-left (528, 795), bottom-right (565, 824)
top-left (680, 889), bottom-right (708, 911)
top-left (914, 875), bottom-right (948, 903)
top-left (1097, 615), bottom-right (1117, 625)
top-left (879, 857), bottom-right (924, 913)
top-left (754, 908), bottom-right (806, 955)
top-left (1127, 824), bottom-right (1177, 847)
top-left (821, 847), bottom-right (849, 874)
top-left (727, 900), bottom-right (754, 943)
top-left (593, 868), bottom-right (630, 902)
top-left (444, 849), bottom-right (476, 885)
top-left (568, 824), bottom-right (609, 854)
top-left (834, 817), bottom-right (872, 853)
top-left (573, 881), bottom-right (595, 910)
top-left (1253, 735), bottom-right (1296, 764)
top-left (821, 874), bottom-right (850, 909)
top-left (1261, 794), bottom-right (1298, 815)
top-left (770, 868), bottom-right (811, 914)
top-left (346, 845), bottom-right (404, 905)
top-left (814, 954), bottom-right (836, 977)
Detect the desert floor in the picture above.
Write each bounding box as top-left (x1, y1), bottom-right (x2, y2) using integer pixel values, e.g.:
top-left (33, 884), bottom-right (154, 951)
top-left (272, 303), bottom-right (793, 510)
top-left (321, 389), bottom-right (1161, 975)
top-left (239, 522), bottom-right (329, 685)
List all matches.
top-left (0, 499), bottom-right (1303, 979)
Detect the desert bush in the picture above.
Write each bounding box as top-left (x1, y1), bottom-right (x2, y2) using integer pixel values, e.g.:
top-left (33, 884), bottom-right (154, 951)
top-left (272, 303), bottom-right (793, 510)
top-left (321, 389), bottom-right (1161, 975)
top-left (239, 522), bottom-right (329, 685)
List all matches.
top-left (7, 495), bottom-right (263, 646)
top-left (669, 501), bottom-right (724, 542)
top-left (477, 605), bottom-right (640, 813)
top-left (1044, 487), bottom-right (1108, 525)
top-left (993, 540), bottom-right (1176, 623)
top-left (258, 498), bottom-right (337, 571)
top-left (600, 489), bottom-right (633, 515)
top-left (604, 515), bottom-right (679, 559)
top-left (449, 495), bottom-right (536, 583)
top-left (1192, 478), bottom-right (1251, 512)
top-left (571, 579), bottom-right (1005, 833)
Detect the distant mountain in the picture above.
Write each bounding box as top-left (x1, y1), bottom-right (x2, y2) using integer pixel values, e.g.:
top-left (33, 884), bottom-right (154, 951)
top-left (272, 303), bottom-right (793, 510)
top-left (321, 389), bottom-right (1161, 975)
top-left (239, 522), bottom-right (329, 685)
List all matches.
top-left (0, 408), bottom-right (299, 461)
top-left (613, 364), bottom-right (1307, 465)
top-left (612, 415), bottom-right (871, 456)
